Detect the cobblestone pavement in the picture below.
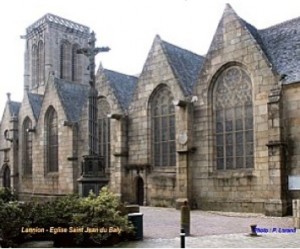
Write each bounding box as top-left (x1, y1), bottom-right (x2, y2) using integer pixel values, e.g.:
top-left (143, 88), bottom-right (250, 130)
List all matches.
top-left (117, 206), bottom-right (300, 248)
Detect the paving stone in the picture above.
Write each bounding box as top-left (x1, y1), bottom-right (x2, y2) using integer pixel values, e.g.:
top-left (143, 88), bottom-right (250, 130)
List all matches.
top-left (120, 207), bottom-right (300, 248)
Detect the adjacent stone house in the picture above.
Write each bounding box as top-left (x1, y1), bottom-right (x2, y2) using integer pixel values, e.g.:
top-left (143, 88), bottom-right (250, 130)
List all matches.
top-left (1, 4), bottom-right (300, 216)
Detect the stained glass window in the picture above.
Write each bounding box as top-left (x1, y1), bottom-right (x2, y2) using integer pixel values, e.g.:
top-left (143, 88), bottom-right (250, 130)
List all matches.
top-left (151, 87), bottom-right (176, 167)
top-left (23, 117), bottom-right (33, 175)
top-left (46, 107), bottom-right (58, 172)
top-left (214, 66), bottom-right (254, 170)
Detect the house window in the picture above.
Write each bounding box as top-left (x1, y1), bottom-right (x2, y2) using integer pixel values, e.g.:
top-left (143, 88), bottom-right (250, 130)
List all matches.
top-left (45, 107), bottom-right (58, 172)
top-left (98, 98), bottom-right (111, 169)
top-left (214, 66), bottom-right (254, 170)
top-left (151, 86), bottom-right (176, 167)
top-left (23, 117), bottom-right (33, 175)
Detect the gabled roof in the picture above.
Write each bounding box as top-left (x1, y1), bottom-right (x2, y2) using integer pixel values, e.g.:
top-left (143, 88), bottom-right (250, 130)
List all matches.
top-left (8, 101), bottom-right (21, 117)
top-left (102, 69), bottom-right (138, 111)
top-left (161, 39), bottom-right (205, 95)
top-left (54, 78), bottom-right (89, 122)
top-left (27, 92), bottom-right (43, 120)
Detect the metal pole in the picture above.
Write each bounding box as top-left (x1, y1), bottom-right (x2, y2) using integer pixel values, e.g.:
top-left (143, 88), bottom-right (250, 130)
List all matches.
top-left (180, 228), bottom-right (185, 248)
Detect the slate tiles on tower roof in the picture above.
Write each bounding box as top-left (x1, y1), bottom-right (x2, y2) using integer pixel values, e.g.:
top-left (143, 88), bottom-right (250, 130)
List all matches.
top-left (161, 39), bottom-right (205, 95)
top-left (54, 78), bottom-right (89, 122)
top-left (102, 69), bottom-right (138, 111)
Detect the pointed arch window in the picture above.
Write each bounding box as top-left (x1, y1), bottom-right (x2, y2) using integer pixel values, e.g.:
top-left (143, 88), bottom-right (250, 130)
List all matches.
top-left (214, 66), bottom-right (254, 170)
top-left (3, 165), bottom-right (11, 188)
top-left (31, 44), bottom-right (38, 88)
top-left (23, 117), bottom-right (33, 175)
top-left (151, 86), bottom-right (176, 167)
top-left (98, 98), bottom-right (111, 169)
top-left (37, 40), bottom-right (45, 85)
top-left (60, 41), bottom-right (71, 80)
top-left (72, 44), bottom-right (81, 82)
top-left (45, 107), bottom-right (58, 172)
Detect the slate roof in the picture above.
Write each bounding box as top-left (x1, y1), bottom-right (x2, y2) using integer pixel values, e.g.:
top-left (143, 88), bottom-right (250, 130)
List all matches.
top-left (8, 101), bottom-right (21, 117)
top-left (161, 39), bottom-right (205, 95)
top-left (103, 69), bottom-right (138, 111)
top-left (258, 17), bottom-right (300, 84)
top-left (54, 78), bottom-right (89, 122)
top-left (27, 92), bottom-right (43, 120)
top-left (234, 5), bottom-right (300, 84)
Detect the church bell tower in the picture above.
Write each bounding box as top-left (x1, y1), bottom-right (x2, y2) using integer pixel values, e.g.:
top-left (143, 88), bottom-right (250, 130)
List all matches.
top-left (23, 13), bottom-right (91, 94)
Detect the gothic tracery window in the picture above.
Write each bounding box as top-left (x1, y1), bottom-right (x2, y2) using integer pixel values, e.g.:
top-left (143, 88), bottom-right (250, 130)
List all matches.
top-left (214, 66), bottom-right (254, 170)
top-left (98, 98), bottom-right (111, 170)
top-left (151, 86), bottom-right (176, 167)
top-left (45, 107), bottom-right (58, 172)
top-left (23, 117), bottom-right (33, 175)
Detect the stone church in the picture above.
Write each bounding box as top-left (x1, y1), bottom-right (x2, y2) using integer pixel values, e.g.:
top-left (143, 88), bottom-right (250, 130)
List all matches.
top-left (1, 4), bottom-right (300, 216)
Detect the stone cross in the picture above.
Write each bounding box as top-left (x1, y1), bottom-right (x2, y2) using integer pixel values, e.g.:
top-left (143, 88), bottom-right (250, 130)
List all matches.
top-left (78, 31), bottom-right (110, 155)
top-left (77, 31), bottom-right (110, 88)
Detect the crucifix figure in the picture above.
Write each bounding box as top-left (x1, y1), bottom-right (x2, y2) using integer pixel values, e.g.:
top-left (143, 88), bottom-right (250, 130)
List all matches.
top-left (77, 31), bottom-right (110, 88)
top-left (78, 31), bottom-right (110, 155)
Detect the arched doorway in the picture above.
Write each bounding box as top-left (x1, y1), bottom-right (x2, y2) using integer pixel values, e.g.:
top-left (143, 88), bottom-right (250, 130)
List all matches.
top-left (3, 165), bottom-right (11, 188)
top-left (136, 176), bottom-right (144, 206)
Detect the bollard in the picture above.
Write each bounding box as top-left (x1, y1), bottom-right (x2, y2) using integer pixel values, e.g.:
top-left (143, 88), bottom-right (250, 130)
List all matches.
top-left (180, 228), bottom-right (185, 248)
top-left (181, 201), bottom-right (190, 236)
top-left (250, 224), bottom-right (257, 236)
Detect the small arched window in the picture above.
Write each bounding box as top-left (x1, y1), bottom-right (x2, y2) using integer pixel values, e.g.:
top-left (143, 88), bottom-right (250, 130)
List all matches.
top-left (45, 107), bottom-right (58, 172)
top-left (214, 66), bottom-right (254, 170)
top-left (23, 117), bottom-right (33, 175)
top-left (98, 98), bottom-right (111, 170)
top-left (151, 86), bottom-right (176, 167)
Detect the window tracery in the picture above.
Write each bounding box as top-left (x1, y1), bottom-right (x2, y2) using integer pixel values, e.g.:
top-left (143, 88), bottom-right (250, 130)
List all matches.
top-left (45, 107), bottom-right (58, 172)
top-left (214, 66), bottom-right (253, 170)
top-left (151, 87), bottom-right (176, 167)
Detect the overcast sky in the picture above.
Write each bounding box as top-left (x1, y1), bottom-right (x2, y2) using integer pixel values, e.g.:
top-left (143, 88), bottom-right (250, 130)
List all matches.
top-left (0, 0), bottom-right (300, 115)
